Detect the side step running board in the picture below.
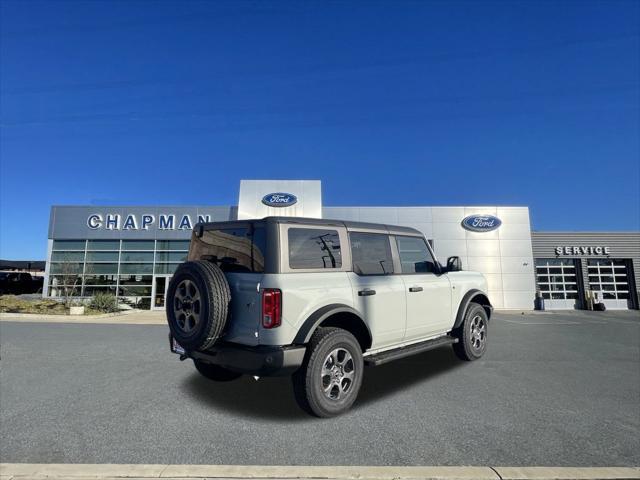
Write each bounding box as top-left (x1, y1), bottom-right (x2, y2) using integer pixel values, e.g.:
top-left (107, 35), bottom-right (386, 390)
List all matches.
top-left (364, 335), bottom-right (458, 366)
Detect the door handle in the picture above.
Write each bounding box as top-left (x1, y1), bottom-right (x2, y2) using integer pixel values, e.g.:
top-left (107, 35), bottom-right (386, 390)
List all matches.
top-left (358, 289), bottom-right (376, 296)
top-left (409, 286), bottom-right (423, 292)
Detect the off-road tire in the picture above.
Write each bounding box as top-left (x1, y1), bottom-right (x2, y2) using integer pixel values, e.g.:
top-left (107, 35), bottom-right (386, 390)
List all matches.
top-left (193, 359), bottom-right (242, 382)
top-left (292, 327), bottom-right (364, 418)
top-left (453, 303), bottom-right (488, 361)
top-left (166, 261), bottom-right (230, 351)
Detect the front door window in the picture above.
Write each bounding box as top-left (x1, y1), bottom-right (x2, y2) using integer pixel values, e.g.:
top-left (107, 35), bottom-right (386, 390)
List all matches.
top-left (396, 236), bottom-right (452, 340)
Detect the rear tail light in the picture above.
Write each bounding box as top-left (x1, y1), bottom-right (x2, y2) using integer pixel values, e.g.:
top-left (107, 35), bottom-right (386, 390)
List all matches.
top-left (262, 288), bottom-right (282, 329)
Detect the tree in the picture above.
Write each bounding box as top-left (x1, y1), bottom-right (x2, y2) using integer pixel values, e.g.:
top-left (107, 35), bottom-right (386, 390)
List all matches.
top-left (50, 254), bottom-right (83, 308)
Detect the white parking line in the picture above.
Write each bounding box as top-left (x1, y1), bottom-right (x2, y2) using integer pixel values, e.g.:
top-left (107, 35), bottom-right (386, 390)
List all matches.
top-left (497, 318), bottom-right (580, 325)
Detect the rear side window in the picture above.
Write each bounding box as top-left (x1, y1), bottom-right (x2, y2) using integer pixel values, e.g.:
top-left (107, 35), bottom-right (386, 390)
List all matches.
top-left (288, 228), bottom-right (342, 269)
top-left (350, 232), bottom-right (394, 275)
top-left (396, 236), bottom-right (438, 274)
top-left (189, 225), bottom-right (265, 273)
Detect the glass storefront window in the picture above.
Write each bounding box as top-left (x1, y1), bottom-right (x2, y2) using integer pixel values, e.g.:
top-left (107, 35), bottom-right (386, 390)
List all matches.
top-left (119, 263), bottom-right (154, 274)
top-left (119, 274), bottom-right (152, 285)
top-left (120, 251), bottom-right (154, 263)
top-left (119, 285), bottom-right (152, 296)
top-left (51, 251), bottom-right (85, 262)
top-left (49, 275), bottom-right (82, 286)
top-left (52, 240), bottom-right (86, 251)
top-left (83, 286), bottom-right (117, 296)
top-left (87, 240), bottom-right (120, 250)
top-left (121, 240), bottom-right (155, 250)
top-left (85, 263), bottom-right (119, 274)
top-left (84, 275), bottom-right (118, 285)
top-left (156, 240), bottom-right (190, 250)
top-left (47, 237), bottom-right (193, 308)
top-left (154, 263), bottom-right (179, 274)
top-left (50, 262), bottom-right (83, 274)
top-left (155, 251), bottom-right (187, 262)
top-left (86, 251), bottom-right (119, 262)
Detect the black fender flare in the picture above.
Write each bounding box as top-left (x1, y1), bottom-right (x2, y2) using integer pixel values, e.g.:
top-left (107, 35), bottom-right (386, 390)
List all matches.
top-left (292, 304), bottom-right (371, 345)
top-left (453, 289), bottom-right (493, 330)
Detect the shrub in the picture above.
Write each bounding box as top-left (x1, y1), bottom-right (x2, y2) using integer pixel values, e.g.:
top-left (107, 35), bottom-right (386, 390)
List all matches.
top-left (89, 293), bottom-right (119, 313)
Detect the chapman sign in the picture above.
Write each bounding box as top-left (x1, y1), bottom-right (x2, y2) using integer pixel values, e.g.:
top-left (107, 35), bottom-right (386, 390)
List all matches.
top-left (87, 213), bottom-right (211, 231)
top-left (555, 246), bottom-right (611, 256)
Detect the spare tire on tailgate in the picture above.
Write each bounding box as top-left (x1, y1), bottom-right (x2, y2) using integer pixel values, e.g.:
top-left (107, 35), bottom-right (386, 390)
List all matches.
top-left (166, 261), bottom-right (231, 351)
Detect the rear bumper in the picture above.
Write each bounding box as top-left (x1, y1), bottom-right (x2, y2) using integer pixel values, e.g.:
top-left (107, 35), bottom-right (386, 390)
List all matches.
top-left (170, 335), bottom-right (306, 376)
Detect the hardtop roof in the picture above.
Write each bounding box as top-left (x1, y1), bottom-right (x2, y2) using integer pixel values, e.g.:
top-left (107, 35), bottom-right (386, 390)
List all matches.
top-left (198, 216), bottom-right (422, 236)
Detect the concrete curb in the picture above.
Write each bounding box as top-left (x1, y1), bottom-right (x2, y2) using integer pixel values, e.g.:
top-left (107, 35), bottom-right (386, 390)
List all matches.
top-left (1, 464), bottom-right (638, 480)
top-left (0, 311), bottom-right (165, 325)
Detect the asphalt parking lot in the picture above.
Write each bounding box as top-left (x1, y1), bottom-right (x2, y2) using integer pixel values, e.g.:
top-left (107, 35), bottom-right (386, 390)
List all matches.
top-left (1, 310), bottom-right (638, 466)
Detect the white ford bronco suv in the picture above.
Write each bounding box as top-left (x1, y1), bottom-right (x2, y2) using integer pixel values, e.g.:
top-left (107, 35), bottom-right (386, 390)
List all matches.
top-left (167, 217), bottom-right (492, 417)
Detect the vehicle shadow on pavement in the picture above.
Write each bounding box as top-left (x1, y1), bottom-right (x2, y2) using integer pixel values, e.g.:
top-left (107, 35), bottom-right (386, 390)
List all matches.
top-left (183, 374), bottom-right (308, 421)
top-left (357, 347), bottom-right (463, 407)
top-left (183, 346), bottom-right (463, 420)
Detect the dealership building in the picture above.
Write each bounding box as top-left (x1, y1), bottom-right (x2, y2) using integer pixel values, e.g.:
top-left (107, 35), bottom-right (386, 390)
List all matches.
top-left (44, 180), bottom-right (640, 312)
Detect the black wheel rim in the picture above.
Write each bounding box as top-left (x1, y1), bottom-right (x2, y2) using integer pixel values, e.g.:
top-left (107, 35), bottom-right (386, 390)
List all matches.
top-left (173, 279), bottom-right (202, 334)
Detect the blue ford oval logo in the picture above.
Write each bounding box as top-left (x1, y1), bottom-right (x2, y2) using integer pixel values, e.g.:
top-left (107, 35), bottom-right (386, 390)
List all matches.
top-left (461, 214), bottom-right (502, 232)
top-left (261, 192), bottom-right (298, 207)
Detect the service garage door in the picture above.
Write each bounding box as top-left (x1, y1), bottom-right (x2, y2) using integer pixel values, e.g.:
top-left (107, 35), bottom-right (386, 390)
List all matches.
top-left (587, 259), bottom-right (632, 310)
top-left (535, 258), bottom-right (581, 310)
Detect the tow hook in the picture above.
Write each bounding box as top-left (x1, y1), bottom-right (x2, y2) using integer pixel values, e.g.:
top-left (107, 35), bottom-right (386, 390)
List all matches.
top-left (179, 354), bottom-right (188, 361)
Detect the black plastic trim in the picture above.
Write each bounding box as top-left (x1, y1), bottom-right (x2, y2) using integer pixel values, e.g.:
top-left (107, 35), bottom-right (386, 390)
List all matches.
top-left (183, 342), bottom-right (306, 377)
top-left (365, 335), bottom-right (458, 366)
top-left (292, 303), bottom-right (370, 345)
top-left (453, 289), bottom-right (493, 329)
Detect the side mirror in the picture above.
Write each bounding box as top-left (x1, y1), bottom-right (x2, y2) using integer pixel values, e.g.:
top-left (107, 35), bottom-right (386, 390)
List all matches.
top-left (446, 256), bottom-right (462, 272)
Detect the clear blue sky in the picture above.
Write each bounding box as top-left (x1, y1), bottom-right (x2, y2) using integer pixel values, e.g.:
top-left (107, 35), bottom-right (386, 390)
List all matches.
top-left (1, 0), bottom-right (639, 260)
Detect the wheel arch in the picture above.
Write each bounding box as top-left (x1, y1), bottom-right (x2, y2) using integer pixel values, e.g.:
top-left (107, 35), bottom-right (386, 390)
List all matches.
top-left (293, 304), bottom-right (373, 353)
top-left (453, 289), bottom-right (493, 330)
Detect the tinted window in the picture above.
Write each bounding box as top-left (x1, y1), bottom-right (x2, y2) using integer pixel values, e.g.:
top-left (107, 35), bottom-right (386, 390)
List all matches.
top-left (120, 251), bottom-right (154, 262)
top-left (52, 240), bottom-right (86, 251)
top-left (288, 228), bottom-right (342, 269)
top-left (350, 233), bottom-right (393, 275)
top-left (156, 240), bottom-right (190, 251)
top-left (396, 236), bottom-right (438, 274)
top-left (121, 240), bottom-right (155, 250)
top-left (189, 225), bottom-right (265, 273)
top-left (87, 240), bottom-right (120, 251)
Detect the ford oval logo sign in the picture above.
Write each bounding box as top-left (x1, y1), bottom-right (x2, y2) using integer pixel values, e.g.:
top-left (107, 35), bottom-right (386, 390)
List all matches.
top-left (461, 214), bottom-right (502, 232)
top-left (261, 192), bottom-right (298, 207)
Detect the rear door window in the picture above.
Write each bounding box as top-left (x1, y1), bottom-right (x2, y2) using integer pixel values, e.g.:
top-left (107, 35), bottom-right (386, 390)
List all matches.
top-left (350, 232), bottom-right (394, 275)
top-left (288, 228), bottom-right (342, 269)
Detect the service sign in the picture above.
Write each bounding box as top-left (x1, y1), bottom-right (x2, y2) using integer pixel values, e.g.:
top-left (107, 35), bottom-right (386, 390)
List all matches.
top-left (555, 246), bottom-right (611, 256)
top-left (461, 214), bottom-right (502, 232)
top-left (261, 192), bottom-right (298, 207)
